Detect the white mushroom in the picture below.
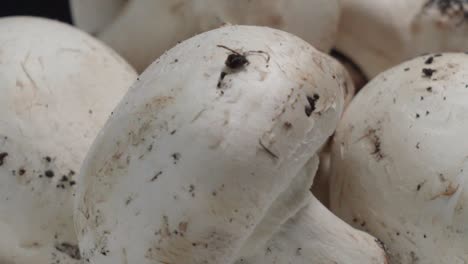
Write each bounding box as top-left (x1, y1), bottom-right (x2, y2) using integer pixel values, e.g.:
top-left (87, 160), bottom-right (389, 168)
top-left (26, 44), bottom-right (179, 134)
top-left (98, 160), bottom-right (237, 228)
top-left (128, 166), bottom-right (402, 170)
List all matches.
top-left (0, 16), bottom-right (136, 263)
top-left (75, 25), bottom-right (387, 264)
top-left (337, 0), bottom-right (468, 78)
top-left (70, 0), bottom-right (340, 72)
top-left (330, 53), bottom-right (468, 263)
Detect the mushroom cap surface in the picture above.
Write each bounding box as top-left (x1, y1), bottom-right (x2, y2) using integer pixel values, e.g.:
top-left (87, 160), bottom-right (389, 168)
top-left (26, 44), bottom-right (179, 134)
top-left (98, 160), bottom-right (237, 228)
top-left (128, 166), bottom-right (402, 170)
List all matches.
top-left (330, 53), bottom-right (468, 263)
top-left (0, 16), bottom-right (136, 263)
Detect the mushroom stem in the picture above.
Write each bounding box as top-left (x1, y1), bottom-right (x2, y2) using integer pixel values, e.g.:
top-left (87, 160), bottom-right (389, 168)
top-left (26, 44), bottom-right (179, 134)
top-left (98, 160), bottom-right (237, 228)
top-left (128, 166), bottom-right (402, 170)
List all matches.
top-left (238, 156), bottom-right (388, 263)
top-left (238, 156), bottom-right (319, 258)
top-left (241, 195), bottom-right (388, 263)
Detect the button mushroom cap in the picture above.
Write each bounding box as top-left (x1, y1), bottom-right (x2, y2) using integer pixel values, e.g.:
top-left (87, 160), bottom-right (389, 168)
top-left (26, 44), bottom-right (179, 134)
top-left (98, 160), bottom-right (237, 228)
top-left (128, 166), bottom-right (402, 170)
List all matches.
top-left (330, 53), bottom-right (468, 263)
top-left (69, 0), bottom-right (340, 72)
top-left (0, 16), bottom-right (137, 263)
top-left (337, 0), bottom-right (468, 78)
top-left (75, 25), bottom-right (387, 264)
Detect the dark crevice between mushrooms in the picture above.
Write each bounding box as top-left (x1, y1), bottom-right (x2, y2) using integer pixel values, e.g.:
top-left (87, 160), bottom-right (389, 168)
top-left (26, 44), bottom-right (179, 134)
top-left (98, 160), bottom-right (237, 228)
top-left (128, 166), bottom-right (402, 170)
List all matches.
top-left (330, 49), bottom-right (368, 92)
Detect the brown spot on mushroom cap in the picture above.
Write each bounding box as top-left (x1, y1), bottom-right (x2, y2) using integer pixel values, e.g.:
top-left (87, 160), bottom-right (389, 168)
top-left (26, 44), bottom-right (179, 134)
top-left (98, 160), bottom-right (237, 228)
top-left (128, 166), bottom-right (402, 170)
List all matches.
top-left (283, 122), bottom-right (293, 130)
top-left (431, 182), bottom-right (459, 200)
top-left (178, 222), bottom-right (188, 233)
top-left (425, 57), bottom-right (434, 64)
top-left (150, 171), bottom-right (162, 182)
top-left (416, 180), bottom-right (426, 191)
top-left (55, 242), bottom-right (81, 260)
top-left (0, 152), bottom-right (8, 166)
top-left (45, 170), bottom-right (54, 178)
top-left (358, 128), bottom-right (385, 161)
top-left (305, 94), bottom-right (320, 117)
top-left (171, 153), bottom-right (181, 164)
top-left (422, 68), bottom-right (436, 77)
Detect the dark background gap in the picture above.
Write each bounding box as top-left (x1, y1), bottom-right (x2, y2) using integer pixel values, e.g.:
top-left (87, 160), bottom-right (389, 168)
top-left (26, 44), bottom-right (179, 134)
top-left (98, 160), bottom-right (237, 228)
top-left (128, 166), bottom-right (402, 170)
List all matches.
top-left (0, 0), bottom-right (72, 24)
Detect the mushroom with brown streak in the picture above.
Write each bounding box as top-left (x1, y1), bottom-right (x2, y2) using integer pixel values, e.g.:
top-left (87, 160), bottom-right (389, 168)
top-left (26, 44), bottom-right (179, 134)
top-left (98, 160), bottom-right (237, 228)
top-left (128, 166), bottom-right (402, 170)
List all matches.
top-left (337, 0), bottom-right (468, 79)
top-left (0, 16), bottom-right (137, 263)
top-left (75, 25), bottom-right (387, 264)
top-left (70, 0), bottom-right (341, 72)
top-left (330, 53), bottom-right (468, 263)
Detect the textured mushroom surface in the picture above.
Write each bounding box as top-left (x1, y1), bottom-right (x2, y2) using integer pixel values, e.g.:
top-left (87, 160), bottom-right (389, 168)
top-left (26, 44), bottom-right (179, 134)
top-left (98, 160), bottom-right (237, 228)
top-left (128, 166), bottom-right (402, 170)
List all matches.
top-left (75, 25), bottom-right (388, 264)
top-left (0, 16), bottom-right (136, 264)
top-left (330, 53), bottom-right (468, 263)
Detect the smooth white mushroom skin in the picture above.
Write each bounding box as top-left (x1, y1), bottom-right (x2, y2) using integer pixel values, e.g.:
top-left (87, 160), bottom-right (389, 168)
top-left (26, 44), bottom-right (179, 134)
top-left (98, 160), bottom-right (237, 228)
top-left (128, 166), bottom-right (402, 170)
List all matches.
top-left (70, 0), bottom-right (340, 72)
top-left (75, 25), bottom-right (387, 264)
top-left (0, 16), bottom-right (136, 264)
top-left (330, 53), bottom-right (468, 263)
top-left (337, 0), bottom-right (468, 78)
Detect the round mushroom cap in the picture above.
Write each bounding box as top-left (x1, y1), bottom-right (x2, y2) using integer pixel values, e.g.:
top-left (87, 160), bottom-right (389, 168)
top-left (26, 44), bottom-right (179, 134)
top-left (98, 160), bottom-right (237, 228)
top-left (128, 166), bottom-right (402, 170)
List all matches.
top-left (337, 0), bottom-right (468, 78)
top-left (0, 16), bottom-right (136, 263)
top-left (75, 25), bottom-right (347, 264)
top-left (330, 53), bottom-right (468, 263)
top-left (70, 0), bottom-right (340, 72)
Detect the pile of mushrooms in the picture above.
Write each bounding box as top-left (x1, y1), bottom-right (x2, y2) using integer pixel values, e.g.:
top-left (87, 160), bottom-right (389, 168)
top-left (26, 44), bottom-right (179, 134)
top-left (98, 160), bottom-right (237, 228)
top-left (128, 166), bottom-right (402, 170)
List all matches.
top-left (70, 0), bottom-right (341, 72)
top-left (0, 0), bottom-right (467, 263)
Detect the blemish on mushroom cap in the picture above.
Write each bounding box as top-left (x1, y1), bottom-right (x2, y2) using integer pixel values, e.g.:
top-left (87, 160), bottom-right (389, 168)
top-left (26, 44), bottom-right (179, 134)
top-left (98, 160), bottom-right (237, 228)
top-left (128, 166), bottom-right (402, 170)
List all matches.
top-left (422, 68), bottom-right (437, 77)
top-left (0, 152), bottom-right (8, 166)
top-left (75, 25), bottom-right (346, 264)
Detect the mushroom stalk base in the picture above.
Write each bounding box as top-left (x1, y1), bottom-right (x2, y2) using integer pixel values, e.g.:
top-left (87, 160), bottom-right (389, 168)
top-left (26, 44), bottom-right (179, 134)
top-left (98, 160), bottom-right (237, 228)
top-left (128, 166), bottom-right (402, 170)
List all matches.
top-left (238, 196), bottom-right (388, 263)
top-left (236, 156), bottom-right (388, 263)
